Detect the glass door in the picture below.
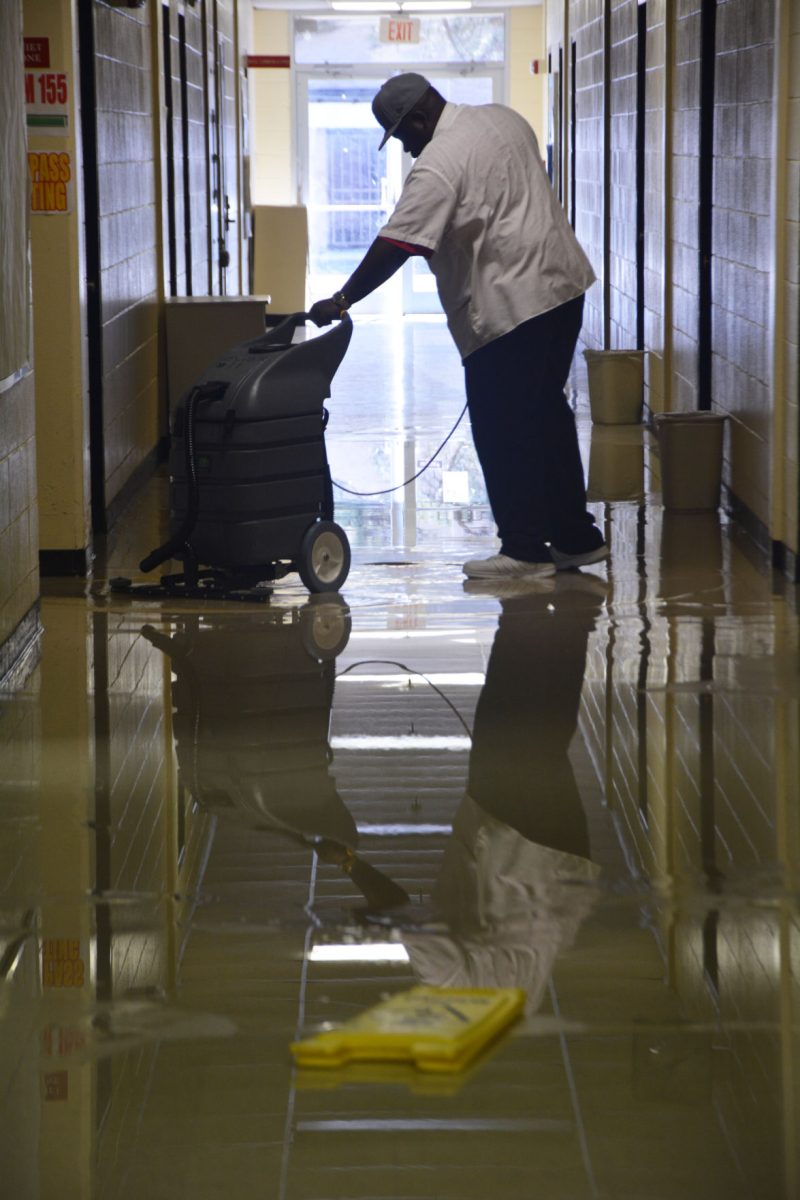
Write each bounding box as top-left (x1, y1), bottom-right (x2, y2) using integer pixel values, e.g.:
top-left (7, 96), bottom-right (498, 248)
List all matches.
top-left (295, 14), bottom-right (505, 314)
top-left (298, 75), bottom-right (405, 314)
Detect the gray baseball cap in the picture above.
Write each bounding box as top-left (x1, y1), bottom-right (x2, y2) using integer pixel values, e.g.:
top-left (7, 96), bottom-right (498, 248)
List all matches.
top-left (372, 72), bottom-right (432, 149)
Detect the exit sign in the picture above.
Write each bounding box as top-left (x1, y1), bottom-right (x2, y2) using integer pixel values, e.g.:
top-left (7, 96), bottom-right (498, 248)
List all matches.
top-left (379, 16), bottom-right (421, 44)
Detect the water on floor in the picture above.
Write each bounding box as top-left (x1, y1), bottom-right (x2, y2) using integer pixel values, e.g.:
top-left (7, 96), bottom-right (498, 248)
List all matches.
top-left (1, 318), bottom-right (798, 1199)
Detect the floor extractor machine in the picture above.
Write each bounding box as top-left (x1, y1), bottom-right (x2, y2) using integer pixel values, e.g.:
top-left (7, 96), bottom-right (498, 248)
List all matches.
top-left (112, 312), bottom-right (353, 600)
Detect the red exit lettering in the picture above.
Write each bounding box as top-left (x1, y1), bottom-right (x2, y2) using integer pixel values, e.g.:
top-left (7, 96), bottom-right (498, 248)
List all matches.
top-left (388, 19), bottom-right (414, 41)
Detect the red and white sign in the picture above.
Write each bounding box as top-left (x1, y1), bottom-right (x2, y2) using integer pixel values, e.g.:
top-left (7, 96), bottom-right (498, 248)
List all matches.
top-left (379, 17), bottom-right (421, 44)
top-left (25, 69), bottom-right (70, 134)
top-left (246, 54), bottom-right (291, 69)
top-left (24, 37), bottom-right (50, 68)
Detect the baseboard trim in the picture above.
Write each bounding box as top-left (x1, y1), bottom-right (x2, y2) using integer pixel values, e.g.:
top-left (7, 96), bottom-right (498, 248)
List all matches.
top-left (722, 486), bottom-right (800, 582)
top-left (772, 540), bottom-right (799, 583)
top-left (723, 485), bottom-right (772, 558)
top-left (39, 547), bottom-right (92, 577)
top-left (0, 604), bottom-right (42, 690)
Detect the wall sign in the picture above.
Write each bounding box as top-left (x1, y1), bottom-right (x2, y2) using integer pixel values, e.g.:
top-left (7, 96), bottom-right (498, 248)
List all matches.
top-left (246, 55), bottom-right (291, 68)
top-left (28, 151), bottom-right (73, 214)
top-left (25, 68), bottom-right (70, 133)
top-left (379, 17), bottom-right (420, 44)
top-left (41, 938), bottom-right (86, 986)
top-left (24, 36), bottom-right (50, 68)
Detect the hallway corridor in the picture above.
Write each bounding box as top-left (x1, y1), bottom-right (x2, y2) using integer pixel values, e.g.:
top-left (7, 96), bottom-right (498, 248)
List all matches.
top-left (1, 319), bottom-right (798, 1200)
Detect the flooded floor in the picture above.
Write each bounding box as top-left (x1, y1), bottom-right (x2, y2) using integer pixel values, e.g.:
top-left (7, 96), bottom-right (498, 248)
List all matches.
top-left (1, 318), bottom-right (798, 1199)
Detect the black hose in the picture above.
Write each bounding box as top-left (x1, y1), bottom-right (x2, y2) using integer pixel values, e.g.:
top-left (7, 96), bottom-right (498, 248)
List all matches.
top-left (139, 385), bottom-right (205, 573)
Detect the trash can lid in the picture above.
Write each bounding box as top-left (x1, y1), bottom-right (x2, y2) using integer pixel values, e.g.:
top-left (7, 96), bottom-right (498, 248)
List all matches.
top-left (583, 348), bottom-right (645, 361)
top-left (653, 411), bottom-right (727, 425)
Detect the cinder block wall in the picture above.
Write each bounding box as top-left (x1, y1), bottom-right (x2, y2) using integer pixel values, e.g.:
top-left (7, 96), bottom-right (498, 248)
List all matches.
top-left (643, 0), bottom-right (668, 416)
top-left (0, 0), bottom-right (39, 679)
top-left (608, 0), bottom-right (638, 348)
top-left (670, 0), bottom-right (702, 413)
top-left (554, 0), bottom-right (798, 557)
top-left (782, 0), bottom-right (800, 556)
top-left (93, 4), bottom-right (161, 509)
top-left (571, 0), bottom-right (606, 350)
top-left (711, 0), bottom-right (775, 532)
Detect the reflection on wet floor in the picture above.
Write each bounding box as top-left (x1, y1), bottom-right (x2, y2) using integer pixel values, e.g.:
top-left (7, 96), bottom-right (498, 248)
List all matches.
top-left (1, 318), bottom-right (799, 1199)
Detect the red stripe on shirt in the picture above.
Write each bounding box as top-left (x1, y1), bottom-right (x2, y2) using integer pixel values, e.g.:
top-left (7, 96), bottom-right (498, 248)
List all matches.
top-left (379, 235), bottom-right (433, 259)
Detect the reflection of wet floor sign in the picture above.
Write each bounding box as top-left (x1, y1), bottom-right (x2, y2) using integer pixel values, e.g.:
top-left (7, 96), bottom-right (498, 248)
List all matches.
top-left (290, 986), bottom-right (525, 1073)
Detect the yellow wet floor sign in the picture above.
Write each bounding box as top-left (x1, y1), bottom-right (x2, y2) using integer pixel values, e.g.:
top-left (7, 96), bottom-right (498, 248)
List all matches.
top-left (290, 985), bottom-right (525, 1073)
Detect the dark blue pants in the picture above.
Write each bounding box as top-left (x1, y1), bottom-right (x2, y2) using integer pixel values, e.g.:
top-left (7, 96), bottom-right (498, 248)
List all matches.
top-left (464, 295), bottom-right (600, 562)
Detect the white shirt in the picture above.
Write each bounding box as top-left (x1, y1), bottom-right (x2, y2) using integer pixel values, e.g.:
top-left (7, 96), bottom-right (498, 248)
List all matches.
top-left (402, 794), bottom-right (600, 1012)
top-left (379, 103), bottom-right (597, 359)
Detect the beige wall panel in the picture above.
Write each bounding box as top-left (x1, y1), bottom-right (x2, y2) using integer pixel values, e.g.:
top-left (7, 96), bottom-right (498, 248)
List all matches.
top-left (508, 7), bottom-right (548, 148)
top-left (250, 11), bottom-right (293, 206)
top-left (252, 204), bottom-right (308, 312)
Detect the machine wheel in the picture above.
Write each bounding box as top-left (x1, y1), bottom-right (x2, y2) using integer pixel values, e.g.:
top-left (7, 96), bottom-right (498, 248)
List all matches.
top-left (298, 521), bottom-right (351, 593)
top-left (299, 594), bottom-right (352, 659)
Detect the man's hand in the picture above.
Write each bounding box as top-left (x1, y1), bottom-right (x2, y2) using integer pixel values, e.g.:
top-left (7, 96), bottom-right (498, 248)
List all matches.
top-left (308, 298), bottom-right (344, 327)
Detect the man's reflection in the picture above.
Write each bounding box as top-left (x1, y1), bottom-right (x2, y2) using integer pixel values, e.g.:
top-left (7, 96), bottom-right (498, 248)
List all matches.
top-left (403, 576), bottom-right (606, 1010)
top-left (142, 601), bottom-right (409, 913)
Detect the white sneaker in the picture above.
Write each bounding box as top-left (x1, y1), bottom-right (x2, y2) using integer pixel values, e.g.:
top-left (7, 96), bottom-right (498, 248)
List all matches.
top-left (548, 543), bottom-right (610, 571)
top-left (463, 576), bottom-right (556, 598)
top-left (462, 553), bottom-right (556, 580)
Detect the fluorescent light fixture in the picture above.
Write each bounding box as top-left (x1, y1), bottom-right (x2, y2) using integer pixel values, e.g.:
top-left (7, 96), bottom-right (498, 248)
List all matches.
top-left (349, 629), bottom-right (475, 639)
top-left (401, 0), bottom-right (472, 8)
top-left (331, 735), bottom-right (471, 750)
top-left (308, 943), bottom-right (410, 963)
top-left (331, 1), bottom-right (400, 9)
top-left (336, 672), bottom-right (485, 686)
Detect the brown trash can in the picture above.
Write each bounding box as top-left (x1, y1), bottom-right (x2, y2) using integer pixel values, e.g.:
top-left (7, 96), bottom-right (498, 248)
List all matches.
top-left (654, 412), bottom-right (727, 511)
top-left (583, 349), bottom-right (645, 424)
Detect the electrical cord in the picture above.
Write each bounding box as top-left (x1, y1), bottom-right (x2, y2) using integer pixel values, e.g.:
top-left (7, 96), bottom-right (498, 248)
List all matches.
top-left (331, 401), bottom-right (469, 497)
top-left (335, 658), bottom-right (474, 742)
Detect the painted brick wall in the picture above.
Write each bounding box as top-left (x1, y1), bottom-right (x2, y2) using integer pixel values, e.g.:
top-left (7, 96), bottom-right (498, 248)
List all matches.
top-left (571, 0), bottom-right (605, 350)
top-left (161, 4), bottom-right (214, 298)
top-left (93, 4), bottom-right (161, 509)
top-left (186, 6), bottom-right (212, 295)
top-left (783, 0), bottom-right (800, 554)
top-left (671, 0), bottom-right (702, 413)
top-left (644, 0), bottom-right (667, 414)
top-left (608, 0), bottom-right (638, 348)
top-left (712, 0), bottom-right (775, 525)
top-left (0, 0), bottom-right (39, 671)
top-left (0, 377), bottom-right (39, 668)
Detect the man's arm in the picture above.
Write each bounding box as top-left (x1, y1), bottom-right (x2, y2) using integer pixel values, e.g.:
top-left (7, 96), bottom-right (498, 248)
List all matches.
top-left (308, 237), bottom-right (415, 326)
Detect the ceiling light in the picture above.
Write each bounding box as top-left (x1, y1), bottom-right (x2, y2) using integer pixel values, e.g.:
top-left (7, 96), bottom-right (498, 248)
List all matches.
top-left (331, 1), bottom-right (400, 9)
top-left (331, 735), bottom-right (471, 750)
top-left (308, 943), bottom-right (410, 963)
top-left (401, 0), bottom-right (472, 9)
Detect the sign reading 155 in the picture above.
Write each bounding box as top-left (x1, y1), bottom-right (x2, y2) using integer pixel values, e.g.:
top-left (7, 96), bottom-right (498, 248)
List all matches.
top-left (25, 71), bottom-right (68, 106)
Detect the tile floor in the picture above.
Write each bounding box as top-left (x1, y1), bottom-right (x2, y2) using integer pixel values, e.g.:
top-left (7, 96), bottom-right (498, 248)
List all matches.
top-left (1, 317), bottom-right (798, 1199)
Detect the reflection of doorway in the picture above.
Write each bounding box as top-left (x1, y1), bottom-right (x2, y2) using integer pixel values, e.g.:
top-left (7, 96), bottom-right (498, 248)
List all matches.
top-left (298, 68), bottom-right (501, 315)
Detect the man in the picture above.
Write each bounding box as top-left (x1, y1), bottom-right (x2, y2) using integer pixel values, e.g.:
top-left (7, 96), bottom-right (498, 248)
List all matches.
top-left (309, 73), bottom-right (608, 581)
